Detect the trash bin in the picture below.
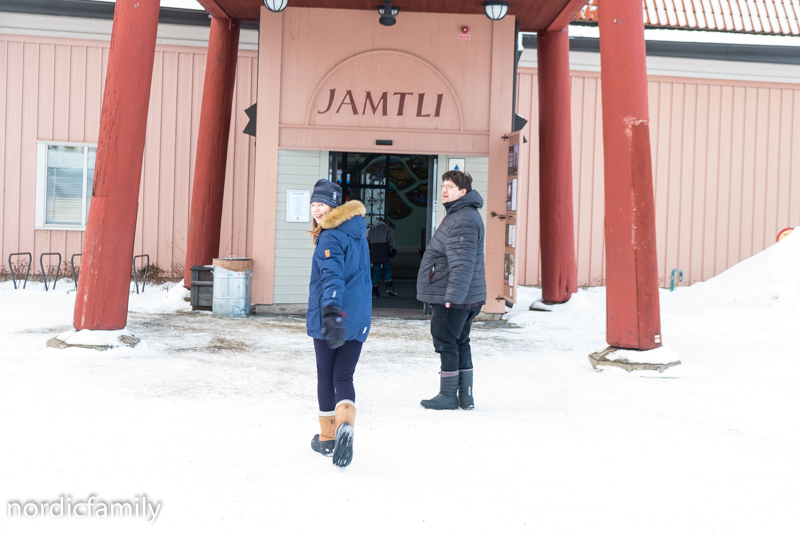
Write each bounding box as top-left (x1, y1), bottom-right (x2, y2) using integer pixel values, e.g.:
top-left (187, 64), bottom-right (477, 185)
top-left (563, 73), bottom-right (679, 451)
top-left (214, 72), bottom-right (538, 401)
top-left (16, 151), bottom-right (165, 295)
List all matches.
top-left (190, 265), bottom-right (214, 311)
top-left (211, 257), bottom-right (253, 316)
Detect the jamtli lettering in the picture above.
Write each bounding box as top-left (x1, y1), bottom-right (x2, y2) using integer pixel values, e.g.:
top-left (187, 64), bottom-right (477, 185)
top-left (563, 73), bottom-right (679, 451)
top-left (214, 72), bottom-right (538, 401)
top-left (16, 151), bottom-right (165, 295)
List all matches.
top-left (318, 89), bottom-right (444, 118)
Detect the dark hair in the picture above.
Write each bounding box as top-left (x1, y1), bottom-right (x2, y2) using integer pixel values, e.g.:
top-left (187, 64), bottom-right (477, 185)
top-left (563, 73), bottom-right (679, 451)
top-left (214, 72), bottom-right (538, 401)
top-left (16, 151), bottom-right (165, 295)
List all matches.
top-left (441, 170), bottom-right (472, 192)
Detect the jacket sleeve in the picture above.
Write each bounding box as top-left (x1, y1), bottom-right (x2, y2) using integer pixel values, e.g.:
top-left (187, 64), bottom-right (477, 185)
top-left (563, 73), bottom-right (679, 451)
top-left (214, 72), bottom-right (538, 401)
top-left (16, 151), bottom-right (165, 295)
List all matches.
top-left (443, 218), bottom-right (478, 305)
top-left (387, 226), bottom-right (396, 250)
top-left (315, 232), bottom-right (346, 310)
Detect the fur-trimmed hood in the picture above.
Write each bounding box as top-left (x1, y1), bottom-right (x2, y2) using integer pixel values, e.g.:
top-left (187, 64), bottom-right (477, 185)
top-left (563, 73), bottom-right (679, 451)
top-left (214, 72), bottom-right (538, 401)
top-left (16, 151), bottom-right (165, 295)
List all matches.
top-left (311, 200), bottom-right (366, 242)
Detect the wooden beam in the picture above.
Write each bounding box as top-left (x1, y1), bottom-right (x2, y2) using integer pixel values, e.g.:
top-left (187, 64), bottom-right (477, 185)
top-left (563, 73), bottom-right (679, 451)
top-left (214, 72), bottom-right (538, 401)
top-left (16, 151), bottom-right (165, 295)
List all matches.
top-left (185, 17), bottom-right (241, 287)
top-left (537, 29), bottom-right (578, 303)
top-left (195, 0), bottom-right (230, 19)
top-left (73, 0), bottom-right (160, 330)
top-left (547, 0), bottom-right (591, 30)
top-left (598, 0), bottom-right (662, 350)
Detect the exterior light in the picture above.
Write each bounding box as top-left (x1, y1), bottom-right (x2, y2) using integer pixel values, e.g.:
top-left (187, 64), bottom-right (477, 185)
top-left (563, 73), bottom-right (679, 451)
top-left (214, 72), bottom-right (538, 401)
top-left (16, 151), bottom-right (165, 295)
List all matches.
top-left (264, 0), bottom-right (288, 13)
top-left (483, 1), bottom-right (509, 21)
top-left (377, 1), bottom-right (399, 26)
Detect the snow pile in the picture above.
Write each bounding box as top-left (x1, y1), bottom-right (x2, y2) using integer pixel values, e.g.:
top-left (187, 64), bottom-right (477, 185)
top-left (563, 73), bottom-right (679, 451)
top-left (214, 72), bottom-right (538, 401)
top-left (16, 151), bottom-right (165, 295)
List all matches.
top-left (55, 328), bottom-right (139, 348)
top-left (663, 228), bottom-right (800, 329)
top-left (127, 281), bottom-right (191, 313)
top-left (603, 343), bottom-right (681, 365)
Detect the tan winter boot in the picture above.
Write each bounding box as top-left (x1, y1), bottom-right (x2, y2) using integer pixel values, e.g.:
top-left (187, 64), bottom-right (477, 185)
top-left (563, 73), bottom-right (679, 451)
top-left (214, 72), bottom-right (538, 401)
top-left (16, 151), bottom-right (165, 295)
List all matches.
top-left (311, 415), bottom-right (336, 456)
top-left (333, 401), bottom-right (356, 467)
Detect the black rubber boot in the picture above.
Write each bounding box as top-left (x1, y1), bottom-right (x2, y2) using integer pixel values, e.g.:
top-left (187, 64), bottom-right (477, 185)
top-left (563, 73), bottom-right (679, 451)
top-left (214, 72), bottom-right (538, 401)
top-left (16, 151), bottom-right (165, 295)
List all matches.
top-left (332, 424), bottom-right (353, 467)
top-left (386, 280), bottom-right (397, 297)
top-left (420, 374), bottom-right (459, 410)
top-left (372, 285), bottom-right (380, 298)
top-left (311, 435), bottom-right (335, 456)
top-left (458, 370), bottom-right (474, 410)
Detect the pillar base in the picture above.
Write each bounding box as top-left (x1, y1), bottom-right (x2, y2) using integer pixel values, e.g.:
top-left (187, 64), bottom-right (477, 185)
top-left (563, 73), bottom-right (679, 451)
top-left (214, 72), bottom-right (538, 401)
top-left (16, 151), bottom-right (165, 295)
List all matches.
top-left (47, 329), bottom-right (141, 351)
top-left (588, 346), bottom-right (681, 374)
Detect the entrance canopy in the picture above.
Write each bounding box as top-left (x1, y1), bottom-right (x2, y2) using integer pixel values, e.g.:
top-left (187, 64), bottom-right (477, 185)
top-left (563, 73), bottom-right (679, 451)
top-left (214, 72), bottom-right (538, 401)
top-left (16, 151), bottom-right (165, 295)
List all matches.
top-left (196, 0), bottom-right (588, 30)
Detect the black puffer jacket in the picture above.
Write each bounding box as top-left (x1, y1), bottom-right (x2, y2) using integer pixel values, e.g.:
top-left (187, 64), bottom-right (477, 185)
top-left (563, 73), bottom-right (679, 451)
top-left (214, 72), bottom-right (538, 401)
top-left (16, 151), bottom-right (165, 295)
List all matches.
top-left (416, 190), bottom-right (486, 306)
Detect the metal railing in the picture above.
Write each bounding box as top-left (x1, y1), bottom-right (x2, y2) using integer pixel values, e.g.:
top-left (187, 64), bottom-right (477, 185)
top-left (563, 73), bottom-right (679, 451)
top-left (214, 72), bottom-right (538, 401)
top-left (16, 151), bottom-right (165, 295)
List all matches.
top-left (132, 254), bottom-right (150, 294)
top-left (40, 252), bottom-right (62, 291)
top-left (8, 252), bottom-right (32, 289)
top-left (71, 254), bottom-right (82, 289)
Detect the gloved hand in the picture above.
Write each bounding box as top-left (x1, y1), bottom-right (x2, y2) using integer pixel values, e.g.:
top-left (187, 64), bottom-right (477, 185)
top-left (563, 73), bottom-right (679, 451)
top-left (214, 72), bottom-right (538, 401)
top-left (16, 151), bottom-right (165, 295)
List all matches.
top-left (389, 248), bottom-right (397, 258)
top-left (321, 306), bottom-right (346, 349)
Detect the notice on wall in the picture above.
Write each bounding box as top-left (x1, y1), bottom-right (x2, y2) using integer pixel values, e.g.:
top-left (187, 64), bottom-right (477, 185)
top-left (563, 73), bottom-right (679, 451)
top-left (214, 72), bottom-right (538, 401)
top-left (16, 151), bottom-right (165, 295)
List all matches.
top-left (506, 224), bottom-right (516, 249)
top-left (448, 158), bottom-right (465, 172)
top-left (506, 178), bottom-right (517, 211)
top-left (507, 143), bottom-right (518, 176)
top-left (286, 190), bottom-right (310, 223)
top-left (504, 253), bottom-right (515, 287)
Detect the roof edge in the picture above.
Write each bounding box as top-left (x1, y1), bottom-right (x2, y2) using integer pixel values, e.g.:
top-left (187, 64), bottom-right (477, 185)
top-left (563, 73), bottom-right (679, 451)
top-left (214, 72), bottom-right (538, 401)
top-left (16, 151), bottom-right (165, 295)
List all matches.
top-left (522, 34), bottom-right (800, 66)
top-left (0, 0), bottom-right (259, 30)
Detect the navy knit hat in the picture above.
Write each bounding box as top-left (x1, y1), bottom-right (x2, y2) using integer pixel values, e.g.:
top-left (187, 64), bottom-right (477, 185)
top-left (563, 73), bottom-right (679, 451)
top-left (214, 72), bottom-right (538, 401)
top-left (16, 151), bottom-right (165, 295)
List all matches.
top-left (310, 179), bottom-right (342, 208)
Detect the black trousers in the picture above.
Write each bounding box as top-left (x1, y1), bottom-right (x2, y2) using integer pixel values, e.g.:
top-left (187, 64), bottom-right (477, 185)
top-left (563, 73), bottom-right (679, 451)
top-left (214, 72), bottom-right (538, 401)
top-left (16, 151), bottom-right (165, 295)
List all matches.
top-left (430, 305), bottom-right (481, 372)
top-left (313, 338), bottom-right (362, 413)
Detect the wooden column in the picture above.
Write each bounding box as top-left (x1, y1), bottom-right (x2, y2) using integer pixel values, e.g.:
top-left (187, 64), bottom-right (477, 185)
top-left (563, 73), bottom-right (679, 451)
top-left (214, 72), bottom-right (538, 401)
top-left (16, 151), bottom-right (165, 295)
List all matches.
top-left (484, 16), bottom-right (517, 314)
top-left (73, 0), bottom-right (160, 331)
top-left (184, 17), bottom-right (240, 287)
top-left (250, 7), bottom-right (283, 305)
top-left (598, 0), bottom-right (662, 350)
top-left (537, 29), bottom-right (577, 304)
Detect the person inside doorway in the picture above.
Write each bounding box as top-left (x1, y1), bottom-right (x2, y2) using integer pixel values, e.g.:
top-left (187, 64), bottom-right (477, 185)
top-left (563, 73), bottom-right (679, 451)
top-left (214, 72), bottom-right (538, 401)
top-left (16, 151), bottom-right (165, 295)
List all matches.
top-left (307, 179), bottom-right (372, 467)
top-left (416, 170), bottom-right (486, 410)
top-left (367, 217), bottom-right (398, 298)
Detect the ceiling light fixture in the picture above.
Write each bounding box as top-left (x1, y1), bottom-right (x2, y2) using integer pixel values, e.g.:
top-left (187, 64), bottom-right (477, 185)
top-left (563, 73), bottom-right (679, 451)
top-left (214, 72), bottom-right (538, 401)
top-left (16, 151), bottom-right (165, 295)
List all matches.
top-left (483, 1), bottom-right (509, 21)
top-left (377, 1), bottom-right (399, 26)
top-left (264, 0), bottom-right (289, 13)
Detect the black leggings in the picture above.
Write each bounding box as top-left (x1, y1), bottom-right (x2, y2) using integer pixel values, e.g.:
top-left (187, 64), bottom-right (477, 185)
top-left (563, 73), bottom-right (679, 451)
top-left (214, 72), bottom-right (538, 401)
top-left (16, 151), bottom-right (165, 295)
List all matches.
top-left (313, 338), bottom-right (362, 413)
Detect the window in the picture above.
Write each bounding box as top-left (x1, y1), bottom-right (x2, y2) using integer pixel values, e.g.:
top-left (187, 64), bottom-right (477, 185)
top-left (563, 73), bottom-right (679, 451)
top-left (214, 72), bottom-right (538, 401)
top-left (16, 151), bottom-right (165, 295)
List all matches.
top-left (35, 141), bottom-right (97, 230)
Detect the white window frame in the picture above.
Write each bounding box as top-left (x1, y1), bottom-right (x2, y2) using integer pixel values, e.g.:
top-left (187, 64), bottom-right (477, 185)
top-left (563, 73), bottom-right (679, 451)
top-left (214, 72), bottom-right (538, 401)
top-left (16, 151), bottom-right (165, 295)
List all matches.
top-left (35, 140), bottom-right (97, 231)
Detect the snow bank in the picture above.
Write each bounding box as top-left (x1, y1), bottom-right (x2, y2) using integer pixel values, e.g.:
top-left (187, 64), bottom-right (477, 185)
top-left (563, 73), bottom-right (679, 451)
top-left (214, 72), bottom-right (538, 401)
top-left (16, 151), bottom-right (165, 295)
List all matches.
top-left (55, 328), bottom-right (139, 348)
top-left (0, 279), bottom-right (190, 339)
top-left (662, 228), bottom-right (800, 327)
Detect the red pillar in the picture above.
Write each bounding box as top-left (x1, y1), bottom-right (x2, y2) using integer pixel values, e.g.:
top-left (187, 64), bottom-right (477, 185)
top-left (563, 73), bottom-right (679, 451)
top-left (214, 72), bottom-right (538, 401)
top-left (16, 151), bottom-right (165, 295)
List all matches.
top-left (73, 0), bottom-right (160, 331)
top-left (537, 29), bottom-right (577, 304)
top-left (598, 0), bottom-right (662, 350)
top-left (184, 17), bottom-right (240, 287)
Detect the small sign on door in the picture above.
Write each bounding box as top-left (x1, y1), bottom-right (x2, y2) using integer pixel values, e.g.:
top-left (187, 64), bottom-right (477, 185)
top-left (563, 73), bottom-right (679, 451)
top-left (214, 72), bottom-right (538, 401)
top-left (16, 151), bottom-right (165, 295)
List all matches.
top-left (448, 158), bottom-right (465, 172)
top-left (286, 190), bottom-right (310, 223)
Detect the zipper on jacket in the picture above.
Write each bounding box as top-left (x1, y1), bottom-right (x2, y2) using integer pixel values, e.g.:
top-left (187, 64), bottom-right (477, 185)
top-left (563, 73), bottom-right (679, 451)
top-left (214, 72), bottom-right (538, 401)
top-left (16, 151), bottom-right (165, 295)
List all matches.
top-left (429, 264), bottom-right (435, 284)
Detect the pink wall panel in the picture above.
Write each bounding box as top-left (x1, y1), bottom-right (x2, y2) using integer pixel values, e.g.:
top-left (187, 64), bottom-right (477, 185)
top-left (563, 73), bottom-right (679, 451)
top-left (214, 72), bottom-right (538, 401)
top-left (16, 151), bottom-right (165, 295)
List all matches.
top-left (0, 41), bottom-right (7, 261)
top-left (517, 67), bottom-right (800, 288)
top-left (246, 59), bottom-right (258, 260)
top-left (0, 33), bottom-right (258, 280)
top-left (4, 41), bottom-right (23, 257)
top-left (173, 52), bottom-right (195, 272)
top-left (19, 43), bottom-right (39, 264)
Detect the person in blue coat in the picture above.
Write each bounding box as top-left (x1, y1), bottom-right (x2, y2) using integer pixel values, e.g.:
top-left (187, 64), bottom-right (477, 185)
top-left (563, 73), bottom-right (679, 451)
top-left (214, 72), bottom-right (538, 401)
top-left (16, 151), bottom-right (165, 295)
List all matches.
top-left (306, 179), bottom-right (372, 468)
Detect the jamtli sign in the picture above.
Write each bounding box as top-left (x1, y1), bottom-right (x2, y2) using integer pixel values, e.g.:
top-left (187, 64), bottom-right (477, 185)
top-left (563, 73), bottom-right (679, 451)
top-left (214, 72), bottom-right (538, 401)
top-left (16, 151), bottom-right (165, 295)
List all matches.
top-left (317, 90), bottom-right (445, 118)
top-left (307, 50), bottom-right (462, 131)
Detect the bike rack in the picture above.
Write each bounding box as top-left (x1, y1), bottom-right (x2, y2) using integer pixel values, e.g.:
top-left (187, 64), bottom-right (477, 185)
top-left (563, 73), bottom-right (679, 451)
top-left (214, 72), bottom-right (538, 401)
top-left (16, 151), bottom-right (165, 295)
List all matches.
top-left (132, 254), bottom-right (150, 294)
top-left (8, 252), bottom-right (32, 289)
top-left (40, 252), bottom-right (62, 291)
top-left (670, 268), bottom-right (684, 291)
top-left (71, 254), bottom-right (82, 288)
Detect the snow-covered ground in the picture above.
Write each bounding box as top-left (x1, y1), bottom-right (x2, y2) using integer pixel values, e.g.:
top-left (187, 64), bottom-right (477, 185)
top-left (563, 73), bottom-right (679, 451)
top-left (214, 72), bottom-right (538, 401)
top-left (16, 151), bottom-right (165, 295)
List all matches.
top-left (1, 232), bottom-right (799, 532)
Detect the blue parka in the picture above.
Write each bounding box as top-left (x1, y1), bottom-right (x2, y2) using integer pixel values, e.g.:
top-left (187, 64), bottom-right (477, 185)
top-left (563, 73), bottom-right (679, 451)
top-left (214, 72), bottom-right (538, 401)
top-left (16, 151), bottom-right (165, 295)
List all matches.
top-left (306, 200), bottom-right (372, 342)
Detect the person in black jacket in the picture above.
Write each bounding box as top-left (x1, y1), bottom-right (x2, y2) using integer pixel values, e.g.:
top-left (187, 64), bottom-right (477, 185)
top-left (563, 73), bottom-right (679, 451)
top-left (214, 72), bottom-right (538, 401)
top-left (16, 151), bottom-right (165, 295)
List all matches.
top-left (306, 179), bottom-right (372, 467)
top-left (367, 217), bottom-right (397, 297)
top-left (416, 170), bottom-right (486, 410)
